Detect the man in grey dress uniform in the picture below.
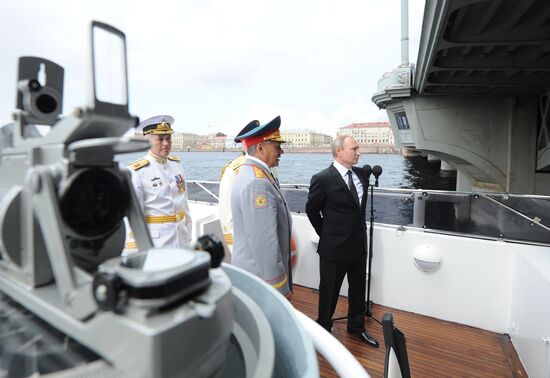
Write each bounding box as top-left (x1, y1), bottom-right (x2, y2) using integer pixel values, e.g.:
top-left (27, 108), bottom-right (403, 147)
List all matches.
top-left (218, 120), bottom-right (259, 254)
top-left (231, 116), bottom-right (293, 299)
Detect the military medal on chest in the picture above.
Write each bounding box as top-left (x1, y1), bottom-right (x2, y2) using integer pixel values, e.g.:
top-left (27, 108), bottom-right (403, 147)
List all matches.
top-left (175, 174), bottom-right (186, 193)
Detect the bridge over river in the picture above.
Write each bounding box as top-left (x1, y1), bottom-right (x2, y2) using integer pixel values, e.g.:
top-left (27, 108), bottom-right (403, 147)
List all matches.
top-left (372, 0), bottom-right (550, 194)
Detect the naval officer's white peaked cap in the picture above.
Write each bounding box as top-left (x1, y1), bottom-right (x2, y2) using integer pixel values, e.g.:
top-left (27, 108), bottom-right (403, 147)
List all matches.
top-left (138, 115), bottom-right (175, 135)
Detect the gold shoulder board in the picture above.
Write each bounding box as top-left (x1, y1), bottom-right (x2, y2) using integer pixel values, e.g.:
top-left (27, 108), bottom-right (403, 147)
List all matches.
top-left (167, 155), bottom-right (180, 161)
top-left (220, 164), bottom-right (229, 178)
top-left (253, 166), bottom-right (267, 179)
top-left (230, 154), bottom-right (246, 171)
top-left (129, 158), bottom-right (150, 171)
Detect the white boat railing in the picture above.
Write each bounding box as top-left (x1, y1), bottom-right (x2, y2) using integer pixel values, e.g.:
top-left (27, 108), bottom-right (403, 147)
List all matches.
top-left (187, 180), bottom-right (550, 247)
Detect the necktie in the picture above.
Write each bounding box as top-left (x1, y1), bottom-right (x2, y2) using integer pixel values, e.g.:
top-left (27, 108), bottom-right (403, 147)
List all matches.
top-left (347, 170), bottom-right (360, 207)
top-left (271, 172), bottom-right (280, 189)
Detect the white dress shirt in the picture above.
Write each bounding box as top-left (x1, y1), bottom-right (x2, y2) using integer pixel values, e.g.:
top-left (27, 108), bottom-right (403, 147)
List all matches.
top-left (332, 160), bottom-right (364, 205)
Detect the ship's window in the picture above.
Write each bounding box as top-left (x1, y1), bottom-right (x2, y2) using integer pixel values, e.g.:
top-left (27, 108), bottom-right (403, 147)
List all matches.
top-left (395, 112), bottom-right (410, 130)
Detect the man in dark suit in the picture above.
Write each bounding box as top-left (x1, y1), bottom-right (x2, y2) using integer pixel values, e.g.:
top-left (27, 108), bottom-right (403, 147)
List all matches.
top-left (305, 135), bottom-right (378, 347)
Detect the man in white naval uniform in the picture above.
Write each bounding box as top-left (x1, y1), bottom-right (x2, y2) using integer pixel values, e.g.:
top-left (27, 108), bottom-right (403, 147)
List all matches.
top-left (124, 115), bottom-right (192, 251)
top-left (231, 116), bottom-right (293, 299)
top-left (218, 119), bottom-right (259, 254)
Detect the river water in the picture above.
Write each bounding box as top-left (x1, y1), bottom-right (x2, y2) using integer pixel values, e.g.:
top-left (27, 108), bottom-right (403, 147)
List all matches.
top-left (116, 151), bottom-right (456, 190)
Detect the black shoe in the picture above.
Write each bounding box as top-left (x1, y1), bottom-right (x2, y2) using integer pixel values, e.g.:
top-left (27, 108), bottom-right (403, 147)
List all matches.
top-left (348, 330), bottom-right (379, 348)
top-left (317, 319), bottom-right (332, 333)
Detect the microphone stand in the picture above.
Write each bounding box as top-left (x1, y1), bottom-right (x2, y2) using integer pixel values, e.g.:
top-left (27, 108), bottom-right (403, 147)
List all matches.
top-left (366, 166), bottom-right (382, 321)
top-left (365, 178), bottom-right (376, 317)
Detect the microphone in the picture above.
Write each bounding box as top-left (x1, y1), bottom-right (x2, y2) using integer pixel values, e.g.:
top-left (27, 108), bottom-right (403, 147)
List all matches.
top-left (362, 164), bottom-right (372, 181)
top-left (372, 165), bottom-right (383, 187)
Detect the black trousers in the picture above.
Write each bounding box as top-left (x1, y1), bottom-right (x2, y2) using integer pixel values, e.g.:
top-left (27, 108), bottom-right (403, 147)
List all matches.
top-left (317, 257), bottom-right (366, 332)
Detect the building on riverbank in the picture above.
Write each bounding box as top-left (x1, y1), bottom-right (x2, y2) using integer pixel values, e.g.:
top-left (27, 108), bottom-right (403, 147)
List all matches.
top-left (280, 130), bottom-right (332, 148)
top-left (338, 122), bottom-right (395, 145)
top-left (172, 132), bottom-right (200, 150)
top-left (168, 122), bottom-right (398, 153)
top-left (337, 122), bottom-right (398, 153)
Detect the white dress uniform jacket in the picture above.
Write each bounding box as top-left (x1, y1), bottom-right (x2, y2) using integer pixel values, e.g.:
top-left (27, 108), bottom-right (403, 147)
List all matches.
top-left (218, 154), bottom-right (246, 253)
top-left (231, 157), bottom-right (292, 296)
top-left (124, 152), bottom-right (192, 251)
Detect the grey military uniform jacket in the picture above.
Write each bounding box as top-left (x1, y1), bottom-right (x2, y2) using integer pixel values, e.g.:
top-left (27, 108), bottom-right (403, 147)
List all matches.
top-left (230, 157), bottom-right (293, 296)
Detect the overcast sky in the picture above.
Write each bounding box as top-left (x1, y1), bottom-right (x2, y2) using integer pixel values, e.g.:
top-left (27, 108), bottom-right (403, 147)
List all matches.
top-left (0, 0), bottom-right (425, 136)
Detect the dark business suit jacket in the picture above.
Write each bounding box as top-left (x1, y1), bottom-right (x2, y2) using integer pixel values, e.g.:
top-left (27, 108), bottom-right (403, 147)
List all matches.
top-left (305, 164), bottom-right (368, 261)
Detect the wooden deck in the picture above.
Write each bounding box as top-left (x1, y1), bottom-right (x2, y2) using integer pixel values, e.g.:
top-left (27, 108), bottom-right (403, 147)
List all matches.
top-left (291, 285), bottom-right (527, 378)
